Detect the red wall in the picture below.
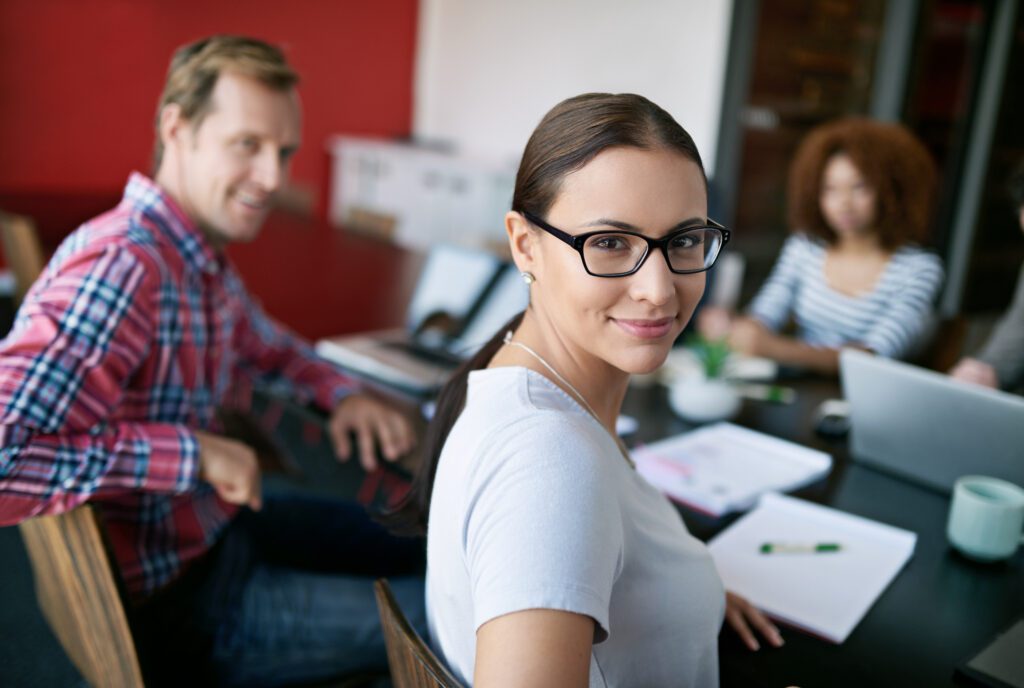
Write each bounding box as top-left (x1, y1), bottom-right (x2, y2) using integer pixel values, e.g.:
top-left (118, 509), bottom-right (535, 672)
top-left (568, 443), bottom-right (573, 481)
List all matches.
top-left (0, 0), bottom-right (418, 196)
top-left (0, 0), bottom-right (419, 337)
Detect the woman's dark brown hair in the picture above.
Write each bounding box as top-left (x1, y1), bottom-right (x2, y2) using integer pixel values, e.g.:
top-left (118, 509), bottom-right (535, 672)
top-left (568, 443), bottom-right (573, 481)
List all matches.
top-left (385, 93), bottom-right (707, 535)
top-left (787, 117), bottom-right (937, 249)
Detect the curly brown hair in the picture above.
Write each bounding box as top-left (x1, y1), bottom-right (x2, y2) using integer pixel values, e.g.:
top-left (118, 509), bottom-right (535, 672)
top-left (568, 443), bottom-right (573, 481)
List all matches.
top-left (787, 118), bottom-right (936, 249)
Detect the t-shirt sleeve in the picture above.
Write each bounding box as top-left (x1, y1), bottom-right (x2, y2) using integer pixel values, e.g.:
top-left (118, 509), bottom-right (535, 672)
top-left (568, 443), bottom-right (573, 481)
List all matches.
top-left (463, 412), bottom-right (624, 642)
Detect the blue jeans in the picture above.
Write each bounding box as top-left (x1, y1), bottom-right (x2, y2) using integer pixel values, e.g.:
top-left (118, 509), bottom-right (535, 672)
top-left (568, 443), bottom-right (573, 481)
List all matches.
top-left (136, 495), bottom-right (426, 687)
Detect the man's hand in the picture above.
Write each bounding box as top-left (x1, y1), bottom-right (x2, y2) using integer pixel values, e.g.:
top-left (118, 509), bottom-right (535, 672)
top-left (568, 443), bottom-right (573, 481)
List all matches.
top-left (328, 393), bottom-right (416, 472)
top-left (949, 357), bottom-right (999, 389)
top-left (195, 430), bottom-right (262, 511)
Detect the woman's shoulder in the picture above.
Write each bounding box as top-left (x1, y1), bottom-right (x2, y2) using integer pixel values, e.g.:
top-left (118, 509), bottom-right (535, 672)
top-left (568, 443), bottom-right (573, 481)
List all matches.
top-left (780, 232), bottom-right (827, 261)
top-left (466, 367), bottom-right (600, 424)
top-left (457, 368), bottom-right (613, 477)
top-left (889, 244), bottom-right (944, 276)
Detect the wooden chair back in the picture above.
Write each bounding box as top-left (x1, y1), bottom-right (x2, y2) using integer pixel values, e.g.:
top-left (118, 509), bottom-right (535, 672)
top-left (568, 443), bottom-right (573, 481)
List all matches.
top-left (0, 210), bottom-right (46, 304)
top-left (374, 579), bottom-right (463, 688)
top-left (18, 505), bottom-right (144, 687)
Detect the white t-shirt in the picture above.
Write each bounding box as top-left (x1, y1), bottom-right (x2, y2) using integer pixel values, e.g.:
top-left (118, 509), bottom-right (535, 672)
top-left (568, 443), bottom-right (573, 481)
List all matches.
top-left (426, 367), bottom-right (725, 687)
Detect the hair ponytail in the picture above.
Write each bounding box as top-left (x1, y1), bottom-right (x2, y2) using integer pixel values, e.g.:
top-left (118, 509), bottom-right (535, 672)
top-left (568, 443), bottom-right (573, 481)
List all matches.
top-left (384, 311), bottom-right (525, 535)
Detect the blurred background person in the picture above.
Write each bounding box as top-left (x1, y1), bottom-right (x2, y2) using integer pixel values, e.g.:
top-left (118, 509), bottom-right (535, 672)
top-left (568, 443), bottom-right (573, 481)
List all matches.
top-left (700, 118), bottom-right (944, 375)
top-left (949, 160), bottom-right (1024, 392)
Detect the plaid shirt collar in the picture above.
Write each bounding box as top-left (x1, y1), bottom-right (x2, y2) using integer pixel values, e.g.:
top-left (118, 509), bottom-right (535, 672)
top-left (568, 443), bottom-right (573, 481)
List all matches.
top-left (122, 172), bottom-right (224, 275)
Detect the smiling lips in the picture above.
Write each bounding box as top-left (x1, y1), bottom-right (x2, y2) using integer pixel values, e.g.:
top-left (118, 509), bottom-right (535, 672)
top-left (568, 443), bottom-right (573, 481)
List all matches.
top-left (235, 190), bottom-right (269, 211)
top-left (613, 316), bottom-right (676, 339)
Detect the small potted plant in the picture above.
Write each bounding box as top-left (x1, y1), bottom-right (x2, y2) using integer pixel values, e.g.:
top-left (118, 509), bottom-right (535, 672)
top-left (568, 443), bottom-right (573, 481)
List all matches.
top-left (668, 334), bottom-right (741, 422)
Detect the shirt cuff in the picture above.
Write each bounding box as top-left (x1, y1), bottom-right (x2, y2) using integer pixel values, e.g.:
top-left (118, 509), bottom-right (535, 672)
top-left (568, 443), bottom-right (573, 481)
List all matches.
top-left (137, 423), bottom-right (202, 493)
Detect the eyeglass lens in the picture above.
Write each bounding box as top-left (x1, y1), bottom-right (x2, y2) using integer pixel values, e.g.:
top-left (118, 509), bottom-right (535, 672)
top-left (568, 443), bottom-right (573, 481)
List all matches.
top-left (581, 228), bottom-right (723, 275)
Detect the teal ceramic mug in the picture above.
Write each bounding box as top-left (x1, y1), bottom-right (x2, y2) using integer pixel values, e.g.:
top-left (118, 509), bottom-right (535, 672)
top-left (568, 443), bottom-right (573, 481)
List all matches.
top-left (946, 475), bottom-right (1024, 562)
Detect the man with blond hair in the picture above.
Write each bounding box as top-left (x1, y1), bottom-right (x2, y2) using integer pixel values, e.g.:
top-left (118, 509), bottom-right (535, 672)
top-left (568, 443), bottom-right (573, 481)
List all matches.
top-left (0, 35), bottom-right (424, 685)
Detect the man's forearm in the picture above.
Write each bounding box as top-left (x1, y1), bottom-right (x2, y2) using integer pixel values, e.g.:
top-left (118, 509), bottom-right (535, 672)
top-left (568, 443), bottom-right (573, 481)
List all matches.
top-left (0, 421), bottom-right (200, 525)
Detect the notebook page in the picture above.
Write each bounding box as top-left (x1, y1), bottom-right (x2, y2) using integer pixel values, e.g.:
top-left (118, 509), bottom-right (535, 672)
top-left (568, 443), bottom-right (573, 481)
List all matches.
top-left (708, 493), bottom-right (917, 643)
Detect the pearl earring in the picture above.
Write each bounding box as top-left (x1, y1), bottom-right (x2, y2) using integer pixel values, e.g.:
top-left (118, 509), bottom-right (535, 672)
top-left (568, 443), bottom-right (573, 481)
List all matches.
top-left (521, 271), bottom-right (536, 285)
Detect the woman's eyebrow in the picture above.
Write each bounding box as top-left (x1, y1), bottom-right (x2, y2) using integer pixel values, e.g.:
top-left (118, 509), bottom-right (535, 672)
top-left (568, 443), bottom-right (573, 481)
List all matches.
top-left (581, 216), bottom-right (707, 232)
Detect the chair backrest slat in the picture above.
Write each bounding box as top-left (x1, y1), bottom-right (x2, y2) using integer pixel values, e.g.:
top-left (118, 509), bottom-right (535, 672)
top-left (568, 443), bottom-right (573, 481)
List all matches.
top-left (18, 506), bottom-right (144, 687)
top-left (0, 210), bottom-right (46, 304)
top-left (374, 578), bottom-right (463, 688)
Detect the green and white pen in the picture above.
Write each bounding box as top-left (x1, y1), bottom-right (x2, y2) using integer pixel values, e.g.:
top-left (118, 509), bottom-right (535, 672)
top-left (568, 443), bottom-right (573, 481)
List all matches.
top-left (759, 542), bottom-right (842, 554)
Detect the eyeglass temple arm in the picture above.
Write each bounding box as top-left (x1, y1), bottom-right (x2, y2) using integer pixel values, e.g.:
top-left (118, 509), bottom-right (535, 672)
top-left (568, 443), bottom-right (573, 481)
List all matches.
top-left (520, 211), bottom-right (582, 249)
top-left (707, 218), bottom-right (730, 243)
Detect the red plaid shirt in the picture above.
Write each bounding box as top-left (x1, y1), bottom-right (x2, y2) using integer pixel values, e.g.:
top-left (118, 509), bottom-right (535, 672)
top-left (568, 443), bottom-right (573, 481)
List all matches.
top-left (0, 173), bottom-right (357, 599)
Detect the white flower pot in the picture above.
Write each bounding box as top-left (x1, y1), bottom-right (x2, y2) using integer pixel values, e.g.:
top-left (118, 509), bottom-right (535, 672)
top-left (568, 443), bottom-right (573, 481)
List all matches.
top-left (668, 377), bottom-right (741, 423)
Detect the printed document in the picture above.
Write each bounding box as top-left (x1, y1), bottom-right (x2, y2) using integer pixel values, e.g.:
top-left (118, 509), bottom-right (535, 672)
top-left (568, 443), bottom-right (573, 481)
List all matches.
top-left (633, 423), bottom-right (831, 516)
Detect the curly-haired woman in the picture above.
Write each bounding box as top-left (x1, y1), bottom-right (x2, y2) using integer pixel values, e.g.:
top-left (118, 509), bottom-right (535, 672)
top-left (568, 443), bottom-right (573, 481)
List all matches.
top-left (702, 118), bottom-right (945, 374)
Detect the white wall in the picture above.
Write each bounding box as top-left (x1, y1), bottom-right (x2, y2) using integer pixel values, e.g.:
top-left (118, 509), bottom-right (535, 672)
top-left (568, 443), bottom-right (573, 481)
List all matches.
top-left (414, 0), bottom-right (734, 177)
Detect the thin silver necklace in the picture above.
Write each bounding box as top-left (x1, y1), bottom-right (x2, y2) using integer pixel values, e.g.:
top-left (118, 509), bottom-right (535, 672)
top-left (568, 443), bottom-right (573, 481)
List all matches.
top-left (502, 331), bottom-right (636, 470)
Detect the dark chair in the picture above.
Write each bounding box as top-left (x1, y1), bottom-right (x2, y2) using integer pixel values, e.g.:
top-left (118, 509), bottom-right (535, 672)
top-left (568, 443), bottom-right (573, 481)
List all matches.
top-left (916, 315), bottom-right (968, 372)
top-left (374, 579), bottom-right (464, 688)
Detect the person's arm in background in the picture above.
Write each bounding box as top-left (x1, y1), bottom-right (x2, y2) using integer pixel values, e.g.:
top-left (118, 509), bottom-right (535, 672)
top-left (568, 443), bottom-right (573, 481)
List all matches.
top-left (952, 264), bottom-right (1024, 390)
top-left (0, 245), bottom-right (258, 525)
top-left (727, 319), bottom-right (846, 374)
top-left (226, 270), bottom-right (414, 471)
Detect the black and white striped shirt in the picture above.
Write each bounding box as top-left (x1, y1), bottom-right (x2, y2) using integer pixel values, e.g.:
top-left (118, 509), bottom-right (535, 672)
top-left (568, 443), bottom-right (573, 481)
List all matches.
top-left (747, 234), bottom-right (944, 359)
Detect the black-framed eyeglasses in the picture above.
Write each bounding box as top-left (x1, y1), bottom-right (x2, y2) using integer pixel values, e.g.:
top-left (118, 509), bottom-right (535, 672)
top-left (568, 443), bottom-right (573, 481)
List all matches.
top-left (521, 211), bottom-right (731, 278)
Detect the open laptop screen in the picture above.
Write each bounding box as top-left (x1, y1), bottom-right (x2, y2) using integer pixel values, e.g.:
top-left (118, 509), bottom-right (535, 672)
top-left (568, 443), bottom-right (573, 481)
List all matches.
top-left (840, 349), bottom-right (1024, 492)
top-left (448, 265), bottom-right (530, 357)
top-left (405, 244), bottom-right (502, 336)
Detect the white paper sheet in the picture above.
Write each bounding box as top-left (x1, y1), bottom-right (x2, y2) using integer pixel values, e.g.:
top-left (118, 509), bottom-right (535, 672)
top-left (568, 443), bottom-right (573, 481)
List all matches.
top-left (708, 493), bottom-right (917, 643)
top-left (633, 423), bottom-right (832, 516)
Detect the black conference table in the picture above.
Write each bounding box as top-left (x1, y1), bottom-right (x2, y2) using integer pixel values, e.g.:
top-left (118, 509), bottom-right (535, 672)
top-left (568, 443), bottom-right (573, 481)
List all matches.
top-left (620, 376), bottom-right (1024, 688)
top-left (232, 222), bottom-right (1021, 686)
top-left (253, 370), bottom-right (1023, 688)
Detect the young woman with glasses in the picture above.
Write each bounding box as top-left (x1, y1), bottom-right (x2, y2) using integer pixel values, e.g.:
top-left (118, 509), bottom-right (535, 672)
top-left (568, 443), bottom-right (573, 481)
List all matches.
top-left (700, 118), bottom-right (944, 374)
top-left (389, 93), bottom-right (781, 687)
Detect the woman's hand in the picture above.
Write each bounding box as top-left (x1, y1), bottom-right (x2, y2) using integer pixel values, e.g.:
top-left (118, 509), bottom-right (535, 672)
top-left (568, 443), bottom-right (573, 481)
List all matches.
top-left (725, 591), bottom-right (784, 651)
top-left (728, 317), bottom-right (773, 357)
top-left (697, 306), bottom-right (734, 340)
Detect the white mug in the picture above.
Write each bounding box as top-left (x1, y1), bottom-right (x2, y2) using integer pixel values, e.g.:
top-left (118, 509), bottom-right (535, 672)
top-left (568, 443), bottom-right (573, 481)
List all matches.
top-left (946, 475), bottom-right (1024, 562)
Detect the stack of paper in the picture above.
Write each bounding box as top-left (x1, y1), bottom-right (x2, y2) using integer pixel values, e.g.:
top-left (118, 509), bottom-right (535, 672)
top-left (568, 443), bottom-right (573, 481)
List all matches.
top-left (633, 423), bottom-right (831, 516)
top-left (708, 493), bottom-right (917, 643)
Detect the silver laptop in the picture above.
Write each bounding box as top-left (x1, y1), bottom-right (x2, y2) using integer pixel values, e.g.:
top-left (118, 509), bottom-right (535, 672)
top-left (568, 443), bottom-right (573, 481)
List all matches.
top-left (316, 244), bottom-right (528, 394)
top-left (840, 348), bottom-right (1024, 493)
